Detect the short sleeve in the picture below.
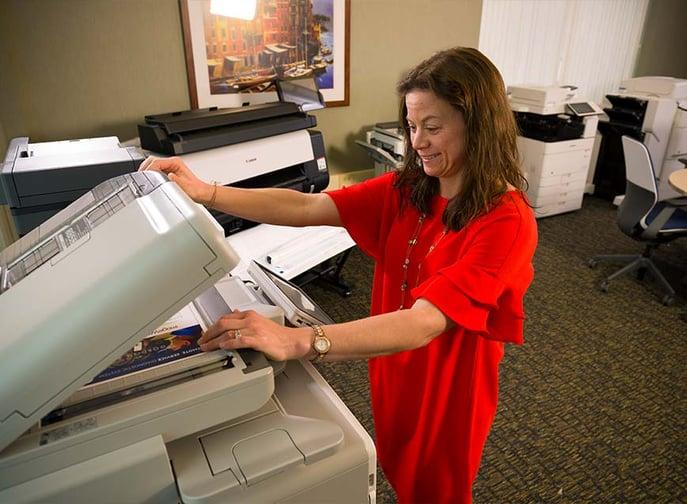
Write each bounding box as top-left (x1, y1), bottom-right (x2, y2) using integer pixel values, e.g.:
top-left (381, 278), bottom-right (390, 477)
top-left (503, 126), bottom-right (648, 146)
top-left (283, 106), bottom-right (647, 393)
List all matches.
top-left (411, 195), bottom-right (537, 344)
top-left (326, 172), bottom-right (397, 260)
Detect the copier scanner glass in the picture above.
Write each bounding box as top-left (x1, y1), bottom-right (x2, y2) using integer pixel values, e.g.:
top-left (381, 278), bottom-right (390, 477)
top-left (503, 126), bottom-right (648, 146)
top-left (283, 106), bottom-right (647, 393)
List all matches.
top-left (249, 260), bottom-right (334, 326)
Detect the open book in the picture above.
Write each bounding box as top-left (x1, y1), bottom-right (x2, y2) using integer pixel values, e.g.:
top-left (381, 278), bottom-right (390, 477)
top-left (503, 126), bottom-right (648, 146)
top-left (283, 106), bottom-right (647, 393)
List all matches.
top-left (60, 304), bottom-right (227, 409)
top-left (90, 308), bottom-right (205, 384)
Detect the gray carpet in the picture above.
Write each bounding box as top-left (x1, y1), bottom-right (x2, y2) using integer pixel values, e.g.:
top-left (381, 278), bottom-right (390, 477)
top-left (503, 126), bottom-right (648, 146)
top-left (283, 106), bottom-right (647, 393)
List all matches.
top-left (301, 195), bottom-right (687, 504)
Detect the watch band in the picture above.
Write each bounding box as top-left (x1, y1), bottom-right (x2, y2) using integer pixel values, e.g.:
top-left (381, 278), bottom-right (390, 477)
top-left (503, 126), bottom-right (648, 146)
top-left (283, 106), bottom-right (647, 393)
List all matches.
top-left (310, 324), bottom-right (331, 362)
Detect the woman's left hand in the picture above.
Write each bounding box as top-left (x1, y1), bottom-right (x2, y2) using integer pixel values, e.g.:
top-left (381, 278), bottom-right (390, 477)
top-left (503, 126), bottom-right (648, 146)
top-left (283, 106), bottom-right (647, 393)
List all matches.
top-left (198, 309), bottom-right (311, 361)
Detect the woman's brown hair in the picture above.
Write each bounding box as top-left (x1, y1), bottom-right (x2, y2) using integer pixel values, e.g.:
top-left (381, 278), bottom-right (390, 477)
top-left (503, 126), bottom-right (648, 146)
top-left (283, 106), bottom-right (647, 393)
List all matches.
top-left (395, 47), bottom-right (526, 230)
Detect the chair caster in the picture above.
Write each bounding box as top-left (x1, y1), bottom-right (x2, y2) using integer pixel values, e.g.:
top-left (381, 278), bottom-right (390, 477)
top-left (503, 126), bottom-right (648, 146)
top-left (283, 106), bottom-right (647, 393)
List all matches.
top-left (588, 259), bottom-right (598, 269)
top-left (661, 294), bottom-right (674, 306)
top-left (599, 281), bottom-right (609, 293)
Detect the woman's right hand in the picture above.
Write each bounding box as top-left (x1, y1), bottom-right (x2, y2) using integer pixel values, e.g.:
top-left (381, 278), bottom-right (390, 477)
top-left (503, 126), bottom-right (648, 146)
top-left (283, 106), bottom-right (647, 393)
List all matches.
top-left (139, 156), bottom-right (213, 204)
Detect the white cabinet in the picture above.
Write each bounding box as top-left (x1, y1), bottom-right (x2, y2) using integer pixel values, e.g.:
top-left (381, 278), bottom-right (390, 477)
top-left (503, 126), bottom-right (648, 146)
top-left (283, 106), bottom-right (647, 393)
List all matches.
top-left (517, 136), bottom-right (595, 218)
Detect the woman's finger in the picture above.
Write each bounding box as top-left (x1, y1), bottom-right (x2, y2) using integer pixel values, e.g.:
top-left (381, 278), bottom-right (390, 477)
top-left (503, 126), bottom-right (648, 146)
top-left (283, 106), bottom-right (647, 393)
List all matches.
top-left (200, 328), bottom-right (236, 351)
top-left (199, 310), bottom-right (246, 344)
top-left (219, 331), bottom-right (255, 351)
top-left (199, 323), bottom-right (237, 345)
top-left (201, 327), bottom-right (249, 352)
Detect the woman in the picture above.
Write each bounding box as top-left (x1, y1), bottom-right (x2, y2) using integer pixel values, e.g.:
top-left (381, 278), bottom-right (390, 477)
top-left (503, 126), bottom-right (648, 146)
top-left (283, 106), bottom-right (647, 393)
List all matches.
top-left (141, 47), bottom-right (537, 503)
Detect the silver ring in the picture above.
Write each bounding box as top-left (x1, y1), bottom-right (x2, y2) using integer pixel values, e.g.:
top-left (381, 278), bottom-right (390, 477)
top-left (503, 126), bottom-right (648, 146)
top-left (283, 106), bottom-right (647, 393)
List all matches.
top-left (234, 329), bottom-right (241, 339)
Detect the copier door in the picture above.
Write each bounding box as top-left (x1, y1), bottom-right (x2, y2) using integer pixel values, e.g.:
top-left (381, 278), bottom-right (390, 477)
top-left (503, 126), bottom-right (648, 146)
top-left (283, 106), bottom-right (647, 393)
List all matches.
top-left (0, 436), bottom-right (176, 504)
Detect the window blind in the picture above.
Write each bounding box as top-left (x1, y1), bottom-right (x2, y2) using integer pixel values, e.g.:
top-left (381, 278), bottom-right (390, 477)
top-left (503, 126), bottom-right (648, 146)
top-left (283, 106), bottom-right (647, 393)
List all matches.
top-left (478, 0), bottom-right (650, 104)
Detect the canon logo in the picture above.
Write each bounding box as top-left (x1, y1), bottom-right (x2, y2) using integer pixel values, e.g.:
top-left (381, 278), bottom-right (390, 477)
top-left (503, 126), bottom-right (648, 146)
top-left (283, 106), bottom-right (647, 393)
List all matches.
top-left (245, 157), bottom-right (257, 163)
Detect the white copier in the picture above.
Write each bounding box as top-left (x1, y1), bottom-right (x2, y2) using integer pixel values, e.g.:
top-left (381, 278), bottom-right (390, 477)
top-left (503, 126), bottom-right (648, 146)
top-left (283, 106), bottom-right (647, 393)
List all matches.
top-left (0, 137), bottom-right (145, 235)
top-left (355, 122), bottom-right (405, 176)
top-left (509, 84), bottom-right (604, 218)
top-left (0, 170), bottom-right (376, 503)
top-left (593, 76), bottom-right (687, 201)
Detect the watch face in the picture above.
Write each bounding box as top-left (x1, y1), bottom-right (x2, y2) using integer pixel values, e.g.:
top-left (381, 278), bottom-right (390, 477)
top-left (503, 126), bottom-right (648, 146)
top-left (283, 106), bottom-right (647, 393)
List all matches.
top-left (314, 337), bottom-right (330, 353)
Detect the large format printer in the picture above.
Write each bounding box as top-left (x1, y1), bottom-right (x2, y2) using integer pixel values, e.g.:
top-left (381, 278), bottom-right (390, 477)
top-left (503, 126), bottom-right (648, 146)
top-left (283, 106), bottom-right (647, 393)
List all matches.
top-left (138, 101), bottom-right (329, 235)
top-left (0, 171), bottom-right (376, 502)
top-left (1, 77), bottom-right (330, 237)
top-left (509, 84), bottom-right (603, 218)
top-left (593, 76), bottom-right (687, 201)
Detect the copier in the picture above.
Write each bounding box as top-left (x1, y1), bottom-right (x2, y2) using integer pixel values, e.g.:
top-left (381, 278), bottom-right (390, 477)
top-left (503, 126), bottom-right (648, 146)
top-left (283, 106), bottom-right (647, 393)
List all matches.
top-left (1, 77), bottom-right (330, 237)
top-left (0, 137), bottom-right (145, 235)
top-left (593, 76), bottom-right (687, 201)
top-left (0, 171), bottom-right (376, 503)
top-left (355, 122), bottom-right (405, 176)
top-left (509, 84), bottom-right (603, 218)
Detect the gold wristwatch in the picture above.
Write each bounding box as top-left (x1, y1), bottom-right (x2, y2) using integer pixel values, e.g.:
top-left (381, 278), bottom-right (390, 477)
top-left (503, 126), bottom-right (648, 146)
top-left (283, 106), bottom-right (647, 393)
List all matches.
top-left (310, 324), bottom-right (331, 362)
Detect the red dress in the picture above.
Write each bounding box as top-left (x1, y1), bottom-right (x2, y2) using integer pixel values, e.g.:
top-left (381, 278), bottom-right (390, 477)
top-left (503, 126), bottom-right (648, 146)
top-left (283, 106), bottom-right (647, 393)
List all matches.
top-left (327, 172), bottom-right (537, 504)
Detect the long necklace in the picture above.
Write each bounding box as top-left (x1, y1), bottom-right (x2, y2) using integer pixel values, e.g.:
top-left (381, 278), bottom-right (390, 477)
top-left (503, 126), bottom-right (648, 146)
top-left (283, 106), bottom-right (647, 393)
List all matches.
top-left (398, 214), bottom-right (448, 310)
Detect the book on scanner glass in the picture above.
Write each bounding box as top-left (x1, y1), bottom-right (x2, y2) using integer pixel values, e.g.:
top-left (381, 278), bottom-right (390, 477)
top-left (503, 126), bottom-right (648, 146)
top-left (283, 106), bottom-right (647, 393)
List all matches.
top-left (89, 324), bottom-right (204, 384)
top-left (87, 304), bottom-right (208, 384)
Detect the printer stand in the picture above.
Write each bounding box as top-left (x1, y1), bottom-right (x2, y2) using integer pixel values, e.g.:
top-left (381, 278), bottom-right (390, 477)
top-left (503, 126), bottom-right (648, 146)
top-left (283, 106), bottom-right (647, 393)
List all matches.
top-left (292, 249), bottom-right (353, 297)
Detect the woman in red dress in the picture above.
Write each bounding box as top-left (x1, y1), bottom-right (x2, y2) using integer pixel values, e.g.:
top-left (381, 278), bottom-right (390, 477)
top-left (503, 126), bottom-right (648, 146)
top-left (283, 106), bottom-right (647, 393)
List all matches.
top-left (142, 47), bottom-right (537, 503)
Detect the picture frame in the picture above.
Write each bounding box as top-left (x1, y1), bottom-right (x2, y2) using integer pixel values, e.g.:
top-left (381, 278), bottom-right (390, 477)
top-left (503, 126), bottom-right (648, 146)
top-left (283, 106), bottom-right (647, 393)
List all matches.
top-left (180, 0), bottom-right (350, 109)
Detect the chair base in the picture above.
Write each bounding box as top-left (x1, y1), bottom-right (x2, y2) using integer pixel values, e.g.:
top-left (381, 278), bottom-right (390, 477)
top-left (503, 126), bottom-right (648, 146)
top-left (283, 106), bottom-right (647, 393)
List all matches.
top-left (589, 251), bottom-right (676, 306)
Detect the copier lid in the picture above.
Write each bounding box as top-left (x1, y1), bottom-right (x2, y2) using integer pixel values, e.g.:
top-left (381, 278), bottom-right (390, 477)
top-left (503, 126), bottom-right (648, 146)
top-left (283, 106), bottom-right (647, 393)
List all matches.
top-left (508, 85), bottom-right (577, 105)
top-left (619, 77), bottom-right (687, 100)
top-left (0, 171), bottom-right (239, 452)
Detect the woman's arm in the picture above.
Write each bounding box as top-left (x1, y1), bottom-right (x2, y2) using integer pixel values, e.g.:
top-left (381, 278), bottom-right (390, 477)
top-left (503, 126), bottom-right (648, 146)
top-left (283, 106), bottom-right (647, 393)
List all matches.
top-left (140, 156), bottom-right (342, 227)
top-left (198, 298), bottom-right (454, 361)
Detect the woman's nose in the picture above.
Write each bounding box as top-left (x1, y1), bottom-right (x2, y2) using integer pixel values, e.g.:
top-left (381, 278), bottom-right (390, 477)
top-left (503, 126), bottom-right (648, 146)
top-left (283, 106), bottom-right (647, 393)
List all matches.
top-left (411, 130), bottom-right (429, 150)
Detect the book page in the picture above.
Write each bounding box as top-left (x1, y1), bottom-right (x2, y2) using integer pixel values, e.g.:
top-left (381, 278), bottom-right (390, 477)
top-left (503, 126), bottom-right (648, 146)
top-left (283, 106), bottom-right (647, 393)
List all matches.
top-left (87, 304), bottom-right (211, 385)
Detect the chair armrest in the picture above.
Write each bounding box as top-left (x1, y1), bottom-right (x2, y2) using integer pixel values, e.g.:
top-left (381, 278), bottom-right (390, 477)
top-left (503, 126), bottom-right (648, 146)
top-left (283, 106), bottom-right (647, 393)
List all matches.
top-left (642, 205), bottom-right (676, 240)
top-left (665, 197), bottom-right (687, 207)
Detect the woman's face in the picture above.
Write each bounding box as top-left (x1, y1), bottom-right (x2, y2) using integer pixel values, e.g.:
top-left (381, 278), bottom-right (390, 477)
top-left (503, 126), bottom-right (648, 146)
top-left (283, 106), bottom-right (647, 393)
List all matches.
top-left (405, 89), bottom-right (466, 196)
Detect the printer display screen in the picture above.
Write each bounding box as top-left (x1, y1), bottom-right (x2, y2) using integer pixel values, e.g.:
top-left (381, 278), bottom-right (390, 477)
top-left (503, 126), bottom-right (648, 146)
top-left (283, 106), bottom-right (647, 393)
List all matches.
top-left (256, 262), bottom-right (334, 325)
top-left (567, 102), bottom-right (596, 116)
top-left (277, 76), bottom-right (325, 112)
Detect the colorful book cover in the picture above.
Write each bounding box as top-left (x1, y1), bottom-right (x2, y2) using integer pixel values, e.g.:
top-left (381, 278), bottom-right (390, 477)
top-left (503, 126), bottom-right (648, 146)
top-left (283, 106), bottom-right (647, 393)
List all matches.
top-left (88, 305), bottom-right (206, 384)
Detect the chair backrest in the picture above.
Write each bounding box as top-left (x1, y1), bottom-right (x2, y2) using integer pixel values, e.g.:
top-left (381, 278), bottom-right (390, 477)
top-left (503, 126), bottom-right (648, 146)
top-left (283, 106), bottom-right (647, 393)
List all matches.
top-left (616, 136), bottom-right (658, 236)
top-left (622, 136), bottom-right (658, 193)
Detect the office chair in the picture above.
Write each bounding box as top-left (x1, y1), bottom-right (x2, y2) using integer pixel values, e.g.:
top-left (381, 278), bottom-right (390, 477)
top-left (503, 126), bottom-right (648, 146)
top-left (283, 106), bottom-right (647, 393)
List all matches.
top-left (589, 136), bottom-right (687, 305)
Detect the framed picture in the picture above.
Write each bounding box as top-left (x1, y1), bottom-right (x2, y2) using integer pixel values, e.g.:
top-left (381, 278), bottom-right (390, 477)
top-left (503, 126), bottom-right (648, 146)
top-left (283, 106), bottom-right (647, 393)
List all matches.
top-left (180, 0), bottom-right (350, 109)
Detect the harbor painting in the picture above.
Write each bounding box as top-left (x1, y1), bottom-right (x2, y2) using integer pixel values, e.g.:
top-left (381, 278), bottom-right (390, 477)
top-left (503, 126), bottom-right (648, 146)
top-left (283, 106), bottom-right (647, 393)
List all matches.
top-left (182, 0), bottom-right (350, 108)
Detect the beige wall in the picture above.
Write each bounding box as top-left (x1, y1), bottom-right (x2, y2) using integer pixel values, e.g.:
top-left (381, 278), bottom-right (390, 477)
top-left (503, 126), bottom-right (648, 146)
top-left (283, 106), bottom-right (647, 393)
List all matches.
top-left (634, 0), bottom-right (687, 78)
top-left (313, 0), bottom-right (483, 172)
top-left (0, 0), bottom-right (190, 145)
top-left (0, 0), bottom-right (482, 172)
top-left (0, 0), bottom-right (482, 244)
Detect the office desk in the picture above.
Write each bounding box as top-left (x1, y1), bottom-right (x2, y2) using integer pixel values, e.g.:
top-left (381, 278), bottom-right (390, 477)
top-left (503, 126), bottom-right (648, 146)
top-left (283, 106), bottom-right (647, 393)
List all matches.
top-left (667, 162), bottom-right (687, 322)
top-left (668, 162), bottom-right (687, 194)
